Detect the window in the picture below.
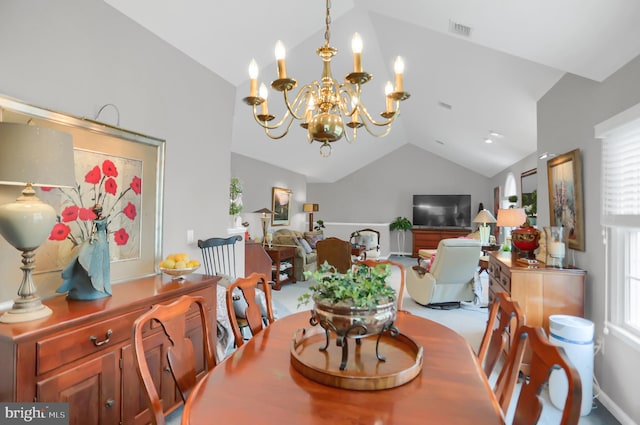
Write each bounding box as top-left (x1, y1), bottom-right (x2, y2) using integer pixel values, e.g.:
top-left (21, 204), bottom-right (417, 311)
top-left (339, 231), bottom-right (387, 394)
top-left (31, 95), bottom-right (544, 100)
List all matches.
top-left (596, 103), bottom-right (640, 344)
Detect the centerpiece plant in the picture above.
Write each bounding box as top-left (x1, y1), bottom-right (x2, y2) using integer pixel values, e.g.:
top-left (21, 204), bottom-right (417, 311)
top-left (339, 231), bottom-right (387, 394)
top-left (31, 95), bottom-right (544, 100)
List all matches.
top-left (298, 262), bottom-right (397, 309)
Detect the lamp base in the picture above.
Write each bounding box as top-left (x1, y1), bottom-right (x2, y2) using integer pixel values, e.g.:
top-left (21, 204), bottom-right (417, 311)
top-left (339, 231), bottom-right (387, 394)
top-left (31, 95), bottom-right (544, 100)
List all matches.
top-left (0, 299), bottom-right (52, 323)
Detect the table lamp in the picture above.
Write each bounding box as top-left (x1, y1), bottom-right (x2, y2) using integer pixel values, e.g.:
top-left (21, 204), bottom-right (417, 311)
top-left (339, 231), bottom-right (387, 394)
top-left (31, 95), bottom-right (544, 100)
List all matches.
top-left (253, 208), bottom-right (274, 247)
top-left (472, 209), bottom-right (496, 245)
top-left (0, 123), bottom-right (75, 323)
top-left (496, 208), bottom-right (526, 251)
top-left (303, 203), bottom-right (319, 232)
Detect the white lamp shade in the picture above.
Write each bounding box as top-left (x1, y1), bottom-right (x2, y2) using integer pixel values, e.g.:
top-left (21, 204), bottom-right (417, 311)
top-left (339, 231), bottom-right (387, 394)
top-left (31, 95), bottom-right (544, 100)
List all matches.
top-left (0, 200), bottom-right (56, 250)
top-left (472, 209), bottom-right (496, 224)
top-left (0, 123), bottom-right (75, 188)
top-left (496, 208), bottom-right (527, 227)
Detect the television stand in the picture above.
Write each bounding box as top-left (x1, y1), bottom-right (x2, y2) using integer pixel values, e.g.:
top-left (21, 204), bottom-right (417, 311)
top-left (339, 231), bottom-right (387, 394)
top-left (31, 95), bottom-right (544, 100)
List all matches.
top-left (411, 228), bottom-right (470, 257)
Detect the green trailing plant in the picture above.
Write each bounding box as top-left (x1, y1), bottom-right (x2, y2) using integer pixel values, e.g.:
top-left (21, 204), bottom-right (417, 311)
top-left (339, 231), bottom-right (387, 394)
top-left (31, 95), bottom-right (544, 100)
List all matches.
top-left (229, 178), bottom-right (243, 216)
top-left (314, 219), bottom-right (325, 231)
top-left (389, 216), bottom-right (412, 255)
top-left (298, 262), bottom-right (396, 310)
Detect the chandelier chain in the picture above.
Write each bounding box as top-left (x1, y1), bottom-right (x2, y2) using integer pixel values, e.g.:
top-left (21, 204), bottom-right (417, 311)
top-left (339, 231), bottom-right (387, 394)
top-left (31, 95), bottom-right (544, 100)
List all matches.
top-left (324, 0), bottom-right (332, 47)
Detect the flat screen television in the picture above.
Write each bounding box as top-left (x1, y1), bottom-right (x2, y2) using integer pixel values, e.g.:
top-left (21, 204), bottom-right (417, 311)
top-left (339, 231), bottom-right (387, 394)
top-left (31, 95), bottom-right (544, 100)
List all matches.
top-left (412, 194), bottom-right (472, 228)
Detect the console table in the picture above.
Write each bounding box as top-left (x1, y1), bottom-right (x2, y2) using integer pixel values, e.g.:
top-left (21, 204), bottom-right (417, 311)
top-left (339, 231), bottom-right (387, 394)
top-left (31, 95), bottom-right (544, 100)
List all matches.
top-left (265, 246), bottom-right (296, 290)
top-left (0, 274), bottom-right (219, 425)
top-left (411, 228), bottom-right (470, 257)
top-left (488, 252), bottom-right (585, 373)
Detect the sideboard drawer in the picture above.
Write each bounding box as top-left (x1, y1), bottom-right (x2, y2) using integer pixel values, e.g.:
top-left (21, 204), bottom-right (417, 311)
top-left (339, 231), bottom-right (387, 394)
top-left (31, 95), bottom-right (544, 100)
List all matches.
top-left (37, 309), bottom-right (145, 375)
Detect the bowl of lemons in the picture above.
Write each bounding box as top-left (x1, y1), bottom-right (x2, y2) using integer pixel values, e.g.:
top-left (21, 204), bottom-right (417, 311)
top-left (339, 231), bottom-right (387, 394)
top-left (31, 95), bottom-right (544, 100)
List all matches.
top-left (159, 253), bottom-right (201, 280)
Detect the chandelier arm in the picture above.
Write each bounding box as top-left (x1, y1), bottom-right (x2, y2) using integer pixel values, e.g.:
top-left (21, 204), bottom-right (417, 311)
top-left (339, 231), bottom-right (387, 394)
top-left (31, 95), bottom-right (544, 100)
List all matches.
top-left (358, 114), bottom-right (394, 138)
top-left (358, 102), bottom-right (400, 127)
top-left (262, 115), bottom-right (298, 140)
top-left (251, 105), bottom-right (294, 130)
top-left (282, 85), bottom-right (316, 120)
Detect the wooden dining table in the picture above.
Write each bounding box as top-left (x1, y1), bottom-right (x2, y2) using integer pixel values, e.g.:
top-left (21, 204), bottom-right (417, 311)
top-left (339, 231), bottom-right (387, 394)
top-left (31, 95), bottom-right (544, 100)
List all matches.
top-left (182, 311), bottom-right (505, 425)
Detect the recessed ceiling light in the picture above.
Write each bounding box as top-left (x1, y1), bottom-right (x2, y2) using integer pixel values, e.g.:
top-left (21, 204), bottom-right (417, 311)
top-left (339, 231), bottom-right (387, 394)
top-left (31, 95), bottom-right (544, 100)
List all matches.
top-left (484, 138), bottom-right (493, 144)
top-left (437, 101), bottom-right (453, 110)
top-left (538, 152), bottom-right (557, 160)
top-left (489, 131), bottom-right (503, 138)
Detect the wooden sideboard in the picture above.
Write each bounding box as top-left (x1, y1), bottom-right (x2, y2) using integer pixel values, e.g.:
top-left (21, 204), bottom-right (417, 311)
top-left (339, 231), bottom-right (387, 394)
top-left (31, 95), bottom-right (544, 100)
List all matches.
top-left (487, 252), bottom-right (585, 373)
top-left (0, 274), bottom-right (219, 425)
top-left (411, 227), bottom-right (471, 256)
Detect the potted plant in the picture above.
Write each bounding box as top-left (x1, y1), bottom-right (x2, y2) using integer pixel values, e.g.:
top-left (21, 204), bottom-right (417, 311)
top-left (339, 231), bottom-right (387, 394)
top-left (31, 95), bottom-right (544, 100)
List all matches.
top-left (229, 178), bottom-right (243, 227)
top-left (389, 217), bottom-right (412, 255)
top-left (298, 262), bottom-right (397, 335)
top-left (313, 219), bottom-right (325, 232)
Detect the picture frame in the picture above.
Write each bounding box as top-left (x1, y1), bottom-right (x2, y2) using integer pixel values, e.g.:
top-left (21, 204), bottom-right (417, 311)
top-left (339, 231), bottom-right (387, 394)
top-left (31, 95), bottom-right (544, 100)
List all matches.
top-left (271, 187), bottom-right (292, 226)
top-left (547, 148), bottom-right (585, 251)
top-left (0, 95), bottom-right (165, 294)
top-left (493, 186), bottom-right (500, 239)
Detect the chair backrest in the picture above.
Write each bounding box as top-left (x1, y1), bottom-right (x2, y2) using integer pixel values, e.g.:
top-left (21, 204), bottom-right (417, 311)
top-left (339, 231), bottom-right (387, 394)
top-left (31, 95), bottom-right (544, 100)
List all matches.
top-left (354, 259), bottom-right (405, 310)
top-left (131, 295), bottom-right (216, 425)
top-left (197, 235), bottom-right (243, 278)
top-left (316, 237), bottom-right (352, 273)
top-left (225, 272), bottom-right (275, 348)
top-left (351, 228), bottom-right (380, 250)
top-left (429, 238), bottom-right (481, 283)
top-left (506, 325), bottom-right (582, 425)
top-left (476, 291), bottom-right (525, 412)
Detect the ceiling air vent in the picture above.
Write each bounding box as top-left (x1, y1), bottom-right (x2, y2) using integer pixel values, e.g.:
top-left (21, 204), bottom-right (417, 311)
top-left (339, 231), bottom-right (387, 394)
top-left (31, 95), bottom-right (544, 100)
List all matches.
top-left (437, 101), bottom-right (453, 110)
top-left (449, 20), bottom-right (472, 37)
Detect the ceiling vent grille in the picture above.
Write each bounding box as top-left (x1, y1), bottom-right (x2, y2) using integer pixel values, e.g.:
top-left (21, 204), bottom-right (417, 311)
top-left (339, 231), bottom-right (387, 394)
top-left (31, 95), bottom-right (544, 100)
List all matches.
top-left (449, 20), bottom-right (472, 37)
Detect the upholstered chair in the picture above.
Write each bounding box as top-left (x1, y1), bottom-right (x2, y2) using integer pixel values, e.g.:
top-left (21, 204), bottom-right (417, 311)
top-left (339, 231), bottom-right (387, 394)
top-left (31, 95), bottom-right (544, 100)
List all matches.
top-left (406, 238), bottom-right (481, 308)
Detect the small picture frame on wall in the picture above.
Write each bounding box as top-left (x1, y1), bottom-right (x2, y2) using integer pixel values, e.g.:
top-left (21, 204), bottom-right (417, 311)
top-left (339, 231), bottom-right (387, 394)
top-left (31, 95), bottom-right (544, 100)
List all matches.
top-left (547, 148), bottom-right (585, 251)
top-left (271, 187), bottom-right (292, 226)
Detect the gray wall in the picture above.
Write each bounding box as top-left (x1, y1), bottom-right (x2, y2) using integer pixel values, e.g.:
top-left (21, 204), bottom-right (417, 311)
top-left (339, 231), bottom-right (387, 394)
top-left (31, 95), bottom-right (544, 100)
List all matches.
top-left (0, 0), bottom-right (234, 302)
top-left (537, 55), bottom-right (640, 423)
top-left (231, 153), bottom-right (309, 239)
top-left (307, 144), bottom-right (494, 254)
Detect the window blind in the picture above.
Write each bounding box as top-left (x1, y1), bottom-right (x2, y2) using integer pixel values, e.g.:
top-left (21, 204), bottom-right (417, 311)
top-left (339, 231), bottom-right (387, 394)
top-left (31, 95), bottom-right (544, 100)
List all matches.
top-left (602, 125), bottom-right (640, 227)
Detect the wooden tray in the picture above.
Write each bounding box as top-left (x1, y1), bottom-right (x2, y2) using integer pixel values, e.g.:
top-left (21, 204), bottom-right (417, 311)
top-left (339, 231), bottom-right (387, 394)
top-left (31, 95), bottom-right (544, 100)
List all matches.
top-left (290, 326), bottom-right (423, 390)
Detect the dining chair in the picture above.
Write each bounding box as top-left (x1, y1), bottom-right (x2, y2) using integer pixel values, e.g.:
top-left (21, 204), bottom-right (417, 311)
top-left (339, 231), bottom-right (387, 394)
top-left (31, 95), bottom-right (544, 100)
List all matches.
top-left (225, 272), bottom-right (275, 348)
top-left (197, 235), bottom-right (243, 277)
top-left (316, 237), bottom-right (352, 273)
top-left (350, 228), bottom-right (381, 259)
top-left (476, 291), bottom-right (525, 412)
top-left (353, 259), bottom-right (406, 311)
top-left (505, 325), bottom-right (582, 425)
top-left (131, 295), bottom-right (216, 425)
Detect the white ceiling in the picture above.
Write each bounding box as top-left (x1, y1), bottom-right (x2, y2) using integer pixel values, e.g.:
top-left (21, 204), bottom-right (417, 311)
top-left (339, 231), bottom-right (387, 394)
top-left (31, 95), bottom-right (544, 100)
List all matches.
top-left (105, 0), bottom-right (640, 182)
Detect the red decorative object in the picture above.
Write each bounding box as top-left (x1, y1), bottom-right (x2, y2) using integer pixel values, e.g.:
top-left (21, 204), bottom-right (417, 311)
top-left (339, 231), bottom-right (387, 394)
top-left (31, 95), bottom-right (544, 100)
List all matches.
top-left (511, 220), bottom-right (540, 259)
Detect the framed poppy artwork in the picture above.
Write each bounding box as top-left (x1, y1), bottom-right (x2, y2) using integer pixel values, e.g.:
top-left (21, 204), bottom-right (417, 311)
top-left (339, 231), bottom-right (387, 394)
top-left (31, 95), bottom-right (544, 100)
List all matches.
top-left (0, 96), bottom-right (165, 294)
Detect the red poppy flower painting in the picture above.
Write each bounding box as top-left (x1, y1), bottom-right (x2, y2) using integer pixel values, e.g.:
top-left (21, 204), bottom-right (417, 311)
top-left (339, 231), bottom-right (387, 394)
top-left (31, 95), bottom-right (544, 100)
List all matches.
top-left (46, 150), bottom-right (143, 262)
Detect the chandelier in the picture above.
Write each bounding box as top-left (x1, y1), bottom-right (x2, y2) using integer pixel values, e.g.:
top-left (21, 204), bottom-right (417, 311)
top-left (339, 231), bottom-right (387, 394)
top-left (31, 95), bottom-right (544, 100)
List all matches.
top-left (243, 0), bottom-right (410, 157)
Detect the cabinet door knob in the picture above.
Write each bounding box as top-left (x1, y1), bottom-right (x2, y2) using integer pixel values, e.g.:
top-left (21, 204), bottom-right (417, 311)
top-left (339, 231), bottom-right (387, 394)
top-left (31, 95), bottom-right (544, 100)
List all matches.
top-left (105, 399), bottom-right (115, 408)
top-left (89, 329), bottom-right (113, 346)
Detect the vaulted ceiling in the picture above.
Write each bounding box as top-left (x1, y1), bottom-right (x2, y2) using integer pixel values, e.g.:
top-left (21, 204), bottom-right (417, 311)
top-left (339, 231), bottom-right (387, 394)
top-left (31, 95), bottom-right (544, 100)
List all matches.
top-left (105, 0), bottom-right (640, 182)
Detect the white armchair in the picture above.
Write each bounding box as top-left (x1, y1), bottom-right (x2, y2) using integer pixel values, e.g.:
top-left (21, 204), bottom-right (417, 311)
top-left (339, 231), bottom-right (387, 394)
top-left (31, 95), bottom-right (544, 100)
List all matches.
top-left (350, 228), bottom-right (381, 260)
top-left (406, 238), bottom-right (481, 308)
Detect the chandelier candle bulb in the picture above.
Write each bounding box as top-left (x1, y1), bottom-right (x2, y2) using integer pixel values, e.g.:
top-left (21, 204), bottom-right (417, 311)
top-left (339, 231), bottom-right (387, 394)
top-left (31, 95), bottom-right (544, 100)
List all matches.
top-left (275, 40), bottom-right (287, 79)
top-left (249, 59), bottom-right (259, 97)
top-left (385, 81), bottom-right (394, 112)
top-left (394, 57), bottom-right (405, 92)
top-left (352, 32), bottom-right (363, 72)
top-left (259, 83), bottom-right (269, 115)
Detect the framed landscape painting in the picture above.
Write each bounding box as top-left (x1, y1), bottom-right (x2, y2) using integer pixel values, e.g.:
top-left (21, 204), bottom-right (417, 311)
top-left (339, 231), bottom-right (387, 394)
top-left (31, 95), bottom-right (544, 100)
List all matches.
top-left (547, 149), bottom-right (585, 251)
top-left (271, 187), bottom-right (291, 226)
